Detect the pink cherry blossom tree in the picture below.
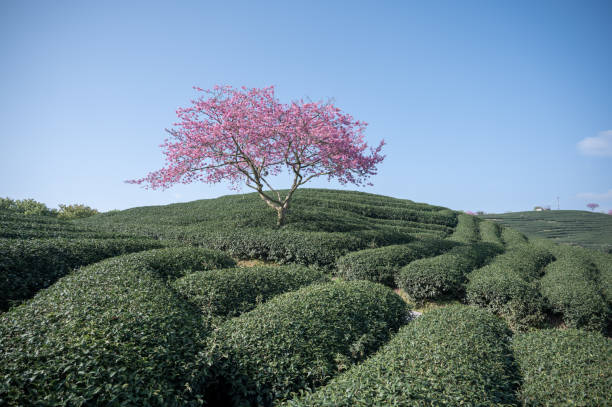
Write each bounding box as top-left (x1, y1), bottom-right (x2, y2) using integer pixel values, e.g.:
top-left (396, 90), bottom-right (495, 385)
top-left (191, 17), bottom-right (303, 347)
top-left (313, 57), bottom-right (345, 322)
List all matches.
top-left (587, 203), bottom-right (599, 211)
top-left (127, 86), bottom-right (385, 226)
top-left (608, 210), bottom-right (612, 215)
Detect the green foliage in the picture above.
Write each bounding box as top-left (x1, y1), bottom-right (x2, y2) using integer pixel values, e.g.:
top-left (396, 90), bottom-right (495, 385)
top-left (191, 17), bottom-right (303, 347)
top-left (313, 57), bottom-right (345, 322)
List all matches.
top-left (171, 265), bottom-right (329, 317)
top-left (72, 189), bottom-right (455, 267)
top-left (112, 246), bottom-right (236, 280)
top-left (466, 269), bottom-right (545, 330)
top-left (449, 213), bottom-right (480, 243)
top-left (396, 242), bottom-right (503, 301)
top-left (205, 280), bottom-right (408, 406)
top-left (0, 211), bottom-right (123, 239)
top-left (335, 238), bottom-right (457, 287)
top-left (513, 329), bottom-right (612, 406)
top-left (0, 197), bottom-right (54, 216)
top-left (588, 250), bottom-right (612, 307)
top-left (283, 305), bottom-right (519, 406)
top-left (481, 210), bottom-right (612, 253)
top-left (57, 203), bottom-right (99, 219)
top-left (539, 245), bottom-right (609, 332)
top-left (500, 226), bottom-right (528, 247)
top-left (0, 247), bottom-right (234, 406)
top-left (465, 243), bottom-right (553, 330)
top-left (479, 220), bottom-right (503, 245)
top-left (0, 237), bottom-right (166, 310)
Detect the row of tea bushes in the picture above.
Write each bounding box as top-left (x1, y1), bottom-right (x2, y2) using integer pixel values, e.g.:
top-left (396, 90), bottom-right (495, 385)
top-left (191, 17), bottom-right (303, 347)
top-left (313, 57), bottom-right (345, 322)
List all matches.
top-left (0, 237), bottom-right (167, 311)
top-left (500, 226), bottom-right (528, 248)
top-left (0, 247), bottom-right (235, 406)
top-left (588, 249), bottom-right (612, 307)
top-left (172, 265), bottom-right (329, 317)
top-left (396, 242), bottom-right (504, 302)
top-left (292, 195), bottom-right (457, 226)
top-left (448, 213), bottom-right (480, 243)
top-left (204, 280), bottom-right (408, 406)
top-left (539, 245), bottom-right (609, 332)
top-left (513, 329), bottom-right (611, 406)
top-left (479, 220), bottom-right (504, 245)
top-left (293, 189), bottom-right (448, 212)
top-left (283, 305), bottom-right (518, 406)
top-left (0, 211), bottom-right (118, 239)
top-left (335, 238), bottom-right (457, 287)
top-left (195, 229), bottom-right (369, 268)
top-left (465, 243), bottom-right (554, 330)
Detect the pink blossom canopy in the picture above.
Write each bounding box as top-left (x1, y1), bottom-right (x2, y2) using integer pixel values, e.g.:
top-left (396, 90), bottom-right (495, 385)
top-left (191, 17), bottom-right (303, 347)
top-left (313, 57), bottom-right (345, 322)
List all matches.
top-left (127, 86), bottom-right (385, 192)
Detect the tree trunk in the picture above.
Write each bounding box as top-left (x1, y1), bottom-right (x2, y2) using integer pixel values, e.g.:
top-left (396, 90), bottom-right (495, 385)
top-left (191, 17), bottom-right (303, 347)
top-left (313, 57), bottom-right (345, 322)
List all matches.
top-left (276, 206), bottom-right (286, 227)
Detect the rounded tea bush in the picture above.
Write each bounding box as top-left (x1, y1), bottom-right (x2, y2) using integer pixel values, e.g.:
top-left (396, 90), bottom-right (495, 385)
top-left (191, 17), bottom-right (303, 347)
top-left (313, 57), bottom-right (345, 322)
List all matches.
top-left (479, 220), bottom-right (503, 245)
top-left (513, 329), bottom-right (612, 406)
top-left (540, 251), bottom-right (608, 332)
top-left (336, 238), bottom-right (456, 287)
top-left (466, 266), bottom-right (545, 330)
top-left (205, 280), bottom-right (409, 406)
top-left (282, 305), bottom-right (519, 406)
top-left (171, 264), bottom-right (329, 317)
top-left (396, 242), bottom-right (503, 301)
top-left (448, 213), bottom-right (480, 243)
top-left (118, 245), bottom-right (236, 280)
top-left (0, 247), bottom-right (234, 406)
top-left (0, 237), bottom-right (166, 310)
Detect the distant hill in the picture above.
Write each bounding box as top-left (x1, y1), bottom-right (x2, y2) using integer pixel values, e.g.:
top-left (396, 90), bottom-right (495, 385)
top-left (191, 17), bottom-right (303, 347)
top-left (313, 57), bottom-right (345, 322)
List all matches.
top-left (480, 210), bottom-right (612, 253)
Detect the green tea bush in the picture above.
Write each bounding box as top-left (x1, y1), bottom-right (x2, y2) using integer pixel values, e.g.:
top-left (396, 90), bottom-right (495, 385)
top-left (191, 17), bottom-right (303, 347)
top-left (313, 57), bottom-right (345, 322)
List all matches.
top-left (283, 305), bottom-right (518, 406)
top-left (396, 242), bottom-right (504, 301)
top-left (540, 246), bottom-right (608, 332)
top-left (116, 246), bottom-right (236, 280)
top-left (449, 213), bottom-right (480, 243)
top-left (0, 211), bottom-right (117, 239)
top-left (291, 195), bottom-right (457, 227)
top-left (501, 226), bottom-right (528, 248)
top-left (589, 250), bottom-right (612, 307)
top-left (336, 238), bottom-right (456, 287)
top-left (466, 269), bottom-right (545, 330)
top-left (479, 220), bottom-right (503, 245)
top-left (465, 244), bottom-right (553, 330)
top-left (197, 228), bottom-right (366, 268)
top-left (0, 247), bottom-right (234, 406)
top-left (0, 237), bottom-right (166, 310)
top-left (513, 329), bottom-right (611, 406)
top-left (205, 280), bottom-right (408, 406)
top-left (172, 265), bottom-right (329, 317)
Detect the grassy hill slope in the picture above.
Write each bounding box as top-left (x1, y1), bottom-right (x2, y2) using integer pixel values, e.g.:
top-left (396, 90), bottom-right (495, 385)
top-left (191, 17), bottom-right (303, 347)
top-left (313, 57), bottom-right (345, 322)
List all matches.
top-left (73, 188), bottom-right (458, 267)
top-left (480, 210), bottom-right (612, 253)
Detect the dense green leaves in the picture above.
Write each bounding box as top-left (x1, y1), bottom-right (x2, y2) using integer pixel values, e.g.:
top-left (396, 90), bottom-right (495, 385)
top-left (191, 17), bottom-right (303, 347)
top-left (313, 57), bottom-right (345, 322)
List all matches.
top-left (283, 305), bottom-right (519, 406)
top-left (540, 245), bottom-right (609, 332)
top-left (0, 247), bottom-right (234, 406)
top-left (336, 238), bottom-right (457, 286)
top-left (479, 220), bottom-right (503, 245)
top-left (205, 280), bottom-right (408, 406)
top-left (449, 213), bottom-right (480, 243)
top-left (397, 242), bottom-right (503, 301)
top-left (0, 237), bottom-right (165, 310)
top-left (465, 243), bottom-right (554, 330)
top-left (172, 264), bottom-right (329, 317)
top-left (73, 189), bottom-right (454, 267)
top-left (513, 329), bottom-right (612, 406)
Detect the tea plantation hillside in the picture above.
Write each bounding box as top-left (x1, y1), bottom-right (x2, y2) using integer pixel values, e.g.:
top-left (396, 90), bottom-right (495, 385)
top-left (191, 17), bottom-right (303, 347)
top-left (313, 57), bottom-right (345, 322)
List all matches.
top-left (74, 188), bottom-right (458, 268)
top-left (481, 210), bottom-right (612, 253)
top-left (1, 189), bottom-right (611, 406)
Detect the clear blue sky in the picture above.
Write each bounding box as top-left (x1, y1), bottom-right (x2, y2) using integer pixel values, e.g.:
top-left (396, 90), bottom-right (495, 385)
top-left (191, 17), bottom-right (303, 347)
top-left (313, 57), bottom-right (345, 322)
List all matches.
top-left (1, 0), bottom-right (611, 213)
